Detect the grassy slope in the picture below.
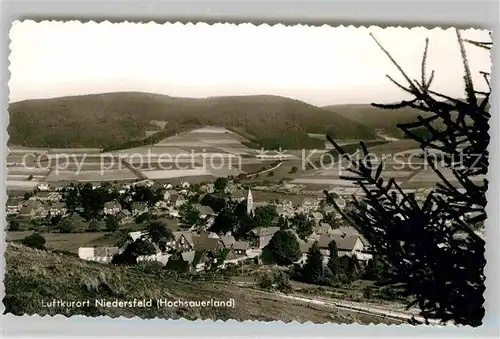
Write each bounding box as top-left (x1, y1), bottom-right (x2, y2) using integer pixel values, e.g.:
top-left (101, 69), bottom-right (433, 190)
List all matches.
top-left (9, 92), bottom-right (375, 150)
top-left (4, 243), bottom-right (387, 323)
top-left (322, 104), bottom-right (431, 138)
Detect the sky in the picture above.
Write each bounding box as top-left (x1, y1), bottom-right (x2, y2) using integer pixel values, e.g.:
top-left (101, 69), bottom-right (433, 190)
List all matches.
top-left (9, 21), bottom-right (491, 106)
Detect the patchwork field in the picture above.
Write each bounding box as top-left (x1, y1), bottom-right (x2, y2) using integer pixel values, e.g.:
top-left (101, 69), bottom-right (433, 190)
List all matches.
top-left (6, 126), bottom-right (267, 187)
top-left (7, 128), bottom-right (450, 192)
top-left (44, 169), bottom-right (139, 182)
top-left (286, 139), bottom-right (447, 191)
top-left (142, 168), bottom-right (212, 180)
top-left (7, 166), bottom-right (51, 175)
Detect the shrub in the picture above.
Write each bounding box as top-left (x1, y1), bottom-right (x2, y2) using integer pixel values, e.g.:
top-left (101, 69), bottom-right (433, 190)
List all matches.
top-left (105, 215), bottom-right (119, 232)
top-left (8, 219), bottom-right (20, 231)
top-left (274, 271), bottom-right (292, 294)
top-left (135, 212), bottom-right (151, 224)
top-left (88, 219), bottom-right (100, 232)
top-left (257, 273), bottom-right (273, 290)
top-left (57, 218), bottom-right (74, 233)
top-left (22, 233), bottom-right (46, 250)
top-left (363, 286), bottom-right (374, 299)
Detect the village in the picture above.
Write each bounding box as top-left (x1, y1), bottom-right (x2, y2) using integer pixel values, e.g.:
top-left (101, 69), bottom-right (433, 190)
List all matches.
top-left (6, 174), bottom-right (377, 281)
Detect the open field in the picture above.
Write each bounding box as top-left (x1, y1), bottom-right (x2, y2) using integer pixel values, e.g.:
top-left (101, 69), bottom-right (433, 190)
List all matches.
top-left (7, 166), bottom-right (52, 175)
top-left (365, 139), bottom-right (420, 155)
top-left (113, 146), bottom-right (189, 156)
top-left (6, 180), bottom-right (40, 191)
top-left (8, 146), bottom-right (102, 154)
top-left (290, 178), bottom-right (359, 186)
top-left (6, 126), bottom-right (403, 188)
top-left (131, 162), bottom-right (202, 171)
top-left (155, 175), bottom-right (217, 186)
top-left (6, 217), bottom-right (182, 253)
top-left (215, 147), bottom-right (253, 156)
top-left (207, 168), bottom-right (243, 177)
top-left (281, 139), bottom-right (433, 191)
top-left (155, 128), bottom-right (252, 150)
top-left (44, 169), bottom-right (139, 182)
top-left (142, 168), bottom-right (212, 180)
top-left (6, 231), bottom-right (115, 254)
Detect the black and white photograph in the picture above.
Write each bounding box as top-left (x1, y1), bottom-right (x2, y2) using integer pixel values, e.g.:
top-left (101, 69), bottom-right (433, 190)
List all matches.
top-left (3, 21), bottom-right (492, 326)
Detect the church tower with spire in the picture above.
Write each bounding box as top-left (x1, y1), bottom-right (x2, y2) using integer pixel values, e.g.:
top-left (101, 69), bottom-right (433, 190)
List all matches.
top-left (246, 188), bottom-right (254, 215)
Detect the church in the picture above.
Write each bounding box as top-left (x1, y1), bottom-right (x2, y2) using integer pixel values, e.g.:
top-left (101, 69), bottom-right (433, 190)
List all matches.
top-left (246, 188), bottom-right (254, 215)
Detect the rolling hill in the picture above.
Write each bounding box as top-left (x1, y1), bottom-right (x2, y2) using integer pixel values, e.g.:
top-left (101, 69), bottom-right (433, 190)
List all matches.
top-left (8, 92), bottom-right (376, 150)
top-left (322, 104), bottom-right (428, 139)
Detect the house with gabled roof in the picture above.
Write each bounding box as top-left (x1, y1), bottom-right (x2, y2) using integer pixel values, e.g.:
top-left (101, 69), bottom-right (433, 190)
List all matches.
top-left (220, 234), bottom-right (236, 248)
top-left (78, 246), bottom-right (119, 264)
top-left (192, 234), bottom-right (225, 253)
top-left (251, 226), bottom-right (280, 249)
top-left (172, 194), bottom-right (186, 208)
top-left (104, 200), bottom-right (122, 215)
top-left (231, 190), bottom-right (247, 202)
top-left (37, 182), bottom-right (50, 191)
top-left (129, 231), bottom-right (146, 242)
top-left (131, 202), bottom-right (148, 216)
top-left (165, 250), bottom-right (197, 273)
top-left (315, 222), bottom-right (334, 235)
top-left (47, 202), bottom-right (67, 216)
top-left (192, 203), bottom-right (215, 218)
top-left (19, 200), bottom-right (47, 219)
top-left (7, 198), bottom-right (22, 215)
top-left (232, 240), bottom-right (250, 256)
top-left (198, 230), bottom-right (220, 239)
top-left (116, 209), bottom-right (132, 224)
top-left (296, 242), bottom-right (314, 265)
top-left (174, 231), bottom-right (196, 252)
top-left (18, 205), bottom-right (36, 219)
top-left (301, 197), bottom-right (319, 208)
top-left (317, 233), bottom-right (372, 261)
top-left (311, 211), bottom-right (324, 225)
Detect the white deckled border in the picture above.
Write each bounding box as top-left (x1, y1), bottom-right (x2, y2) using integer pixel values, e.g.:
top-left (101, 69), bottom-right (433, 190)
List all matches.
top-left (2, 6), bottom-right (498, 339)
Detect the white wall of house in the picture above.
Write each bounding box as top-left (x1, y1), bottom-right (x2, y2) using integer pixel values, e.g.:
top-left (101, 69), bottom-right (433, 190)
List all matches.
top-left (137, 253), bottom-right (170, 265)
top-left (78, 247), bottom-right (95, 260)
top-left (354, 252), bottom-right (373, 261)
top-left (104, 207), bottom-right (120, 215)
top-left (92, 256), bottom-right (114, 263)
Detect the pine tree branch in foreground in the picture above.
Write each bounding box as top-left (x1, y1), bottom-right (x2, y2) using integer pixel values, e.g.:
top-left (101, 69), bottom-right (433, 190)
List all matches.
top-left (325, 29), bottom-right (490, 326)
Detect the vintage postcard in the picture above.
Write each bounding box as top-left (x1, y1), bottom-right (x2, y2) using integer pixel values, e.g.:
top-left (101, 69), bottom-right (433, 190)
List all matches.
top-left (4, 21), bottom-right (491, 326)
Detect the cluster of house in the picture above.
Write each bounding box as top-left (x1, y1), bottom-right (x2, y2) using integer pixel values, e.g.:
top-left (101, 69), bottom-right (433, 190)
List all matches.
top-left (76, 187), bottom-right (371, 272)
top-left (252, 223), bottom-right (372, 264)
top-left (233, 188), bottom-right (346, 220)
top-left (7, 190), bottom-right (66, 219)
top-left (91, 178), bottom-right (243, 224)
top-left (102, 191), bottom-right (216, 226)
top-left (77, 220), bottom-right (372, 273)
top-left (78, 229), bottom-right (256, 273)
top-left (5, 178), bottom-right (220, 223)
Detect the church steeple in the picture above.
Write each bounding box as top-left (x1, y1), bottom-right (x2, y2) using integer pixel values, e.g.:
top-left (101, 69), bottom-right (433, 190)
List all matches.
top-left (247, 188), bottom-right (254, 215)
